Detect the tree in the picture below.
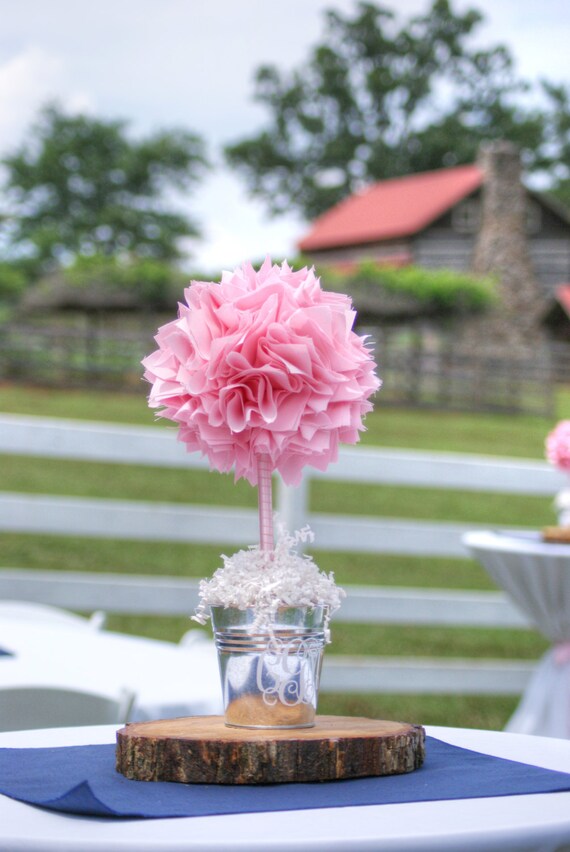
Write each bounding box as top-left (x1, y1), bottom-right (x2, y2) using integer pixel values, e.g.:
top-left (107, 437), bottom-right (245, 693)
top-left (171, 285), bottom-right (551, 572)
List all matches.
top-left (321, 259), bottom-right (495, 310)
top-left (1, 104), bottom-right (209, 273)
top-left (540, 82), bottom-right (570, 209)
top-left (225, 0), bottom-right (566, 220)
top-left (17, 253), bottom-right (189, 321)
top-left (62, 253), bottom-right (188, 311)
top-left (0, 262), bottom-right (27, 306)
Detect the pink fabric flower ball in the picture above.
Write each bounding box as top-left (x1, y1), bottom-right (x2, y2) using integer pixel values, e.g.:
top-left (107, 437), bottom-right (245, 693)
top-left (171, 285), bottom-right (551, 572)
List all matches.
top-left (546, 420), bottom-right (570, 472)
top-left (142, 259), bottom-right (380, 486)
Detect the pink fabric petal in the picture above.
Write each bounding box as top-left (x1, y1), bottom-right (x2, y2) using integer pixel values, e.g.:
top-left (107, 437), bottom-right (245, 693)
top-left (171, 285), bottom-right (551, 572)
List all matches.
top-left (546, 420), bottom-right (570, 472)
top-left (142, 260), bottom-right (381, 485)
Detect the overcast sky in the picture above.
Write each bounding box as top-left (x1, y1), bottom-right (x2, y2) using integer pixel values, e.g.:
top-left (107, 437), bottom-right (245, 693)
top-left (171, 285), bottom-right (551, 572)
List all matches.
top-left (1, 0), bottom-right (569, 273)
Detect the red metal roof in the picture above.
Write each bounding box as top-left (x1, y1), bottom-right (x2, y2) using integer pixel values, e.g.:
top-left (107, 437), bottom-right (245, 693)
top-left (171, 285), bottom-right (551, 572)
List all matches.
top-left (298, 164), bottom-right (483, 252)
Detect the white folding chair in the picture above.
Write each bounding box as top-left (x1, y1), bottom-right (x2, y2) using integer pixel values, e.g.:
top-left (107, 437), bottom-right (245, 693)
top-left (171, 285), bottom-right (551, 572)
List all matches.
top-left (0, 601), bottom-right (106, 630)
top-left (178, 627), bottom-right (210, 647)
top-left (0, 685), bottom-right (134, 732)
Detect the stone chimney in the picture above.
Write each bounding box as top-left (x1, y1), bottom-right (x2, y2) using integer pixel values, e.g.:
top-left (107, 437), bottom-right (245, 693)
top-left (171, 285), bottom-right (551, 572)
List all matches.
top-left (468, 140), bottom-right (545, 353)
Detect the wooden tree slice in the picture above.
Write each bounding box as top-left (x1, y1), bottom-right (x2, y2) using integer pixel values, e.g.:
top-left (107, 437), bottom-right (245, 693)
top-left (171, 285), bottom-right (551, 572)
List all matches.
top-left (542, 526), bottom-right (570, 543)
top-left (116, 714), bottom-right (425, 785)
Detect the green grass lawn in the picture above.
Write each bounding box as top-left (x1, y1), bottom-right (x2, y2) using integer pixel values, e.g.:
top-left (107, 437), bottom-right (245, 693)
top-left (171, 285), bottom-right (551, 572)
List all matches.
top-left (0, 381), bottom-right (564, 730)
top-left (1, 381), bottom-right (566, 455)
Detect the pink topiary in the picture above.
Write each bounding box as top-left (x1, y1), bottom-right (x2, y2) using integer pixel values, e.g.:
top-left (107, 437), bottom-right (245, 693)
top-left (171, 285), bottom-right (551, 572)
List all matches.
top-left (142, 259), bottom-right (380, 486)
top-left (546, 420), bottom-right (570, 472)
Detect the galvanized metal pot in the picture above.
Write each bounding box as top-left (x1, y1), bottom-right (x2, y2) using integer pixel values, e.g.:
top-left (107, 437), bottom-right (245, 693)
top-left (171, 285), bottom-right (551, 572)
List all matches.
top-left (210, 605), bottom-right (327, 729)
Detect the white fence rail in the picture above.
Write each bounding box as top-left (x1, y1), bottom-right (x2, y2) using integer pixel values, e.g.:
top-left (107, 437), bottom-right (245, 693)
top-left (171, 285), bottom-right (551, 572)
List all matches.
top-left (0, 414), bottom-right (564, 557)
top-left (0, 414), bottom-right (559, 696)
top-left (0, 568), bottom-right (537, 695)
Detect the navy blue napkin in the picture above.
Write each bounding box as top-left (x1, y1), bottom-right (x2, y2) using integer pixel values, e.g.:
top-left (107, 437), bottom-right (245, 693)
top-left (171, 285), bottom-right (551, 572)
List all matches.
top-left (0, 736), bottom-right (569, 819)
top-left (0, 648), bottom-right (14, 657)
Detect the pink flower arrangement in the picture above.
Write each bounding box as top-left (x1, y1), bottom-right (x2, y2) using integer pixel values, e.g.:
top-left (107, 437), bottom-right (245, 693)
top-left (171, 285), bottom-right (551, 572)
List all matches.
top-left (545, 420), bottom-right (570, 472)
top-left (142, 259), bottom-right (380, 486)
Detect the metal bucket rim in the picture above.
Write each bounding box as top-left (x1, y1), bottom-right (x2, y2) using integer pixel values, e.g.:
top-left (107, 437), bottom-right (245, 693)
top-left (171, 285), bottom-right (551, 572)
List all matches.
top-left (210, 604), bottom-right (328, 633)
top-left (209, 604), bottom-right (328, 615)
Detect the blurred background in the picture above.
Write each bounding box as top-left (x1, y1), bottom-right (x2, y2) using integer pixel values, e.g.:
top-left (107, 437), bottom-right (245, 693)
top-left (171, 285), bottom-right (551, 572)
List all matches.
top-left (0, 0), bottom-right (567, 269)
top-left (1, 0), bottom-right (570, 732)
top-left (1, 0), bottom-right (569, 404)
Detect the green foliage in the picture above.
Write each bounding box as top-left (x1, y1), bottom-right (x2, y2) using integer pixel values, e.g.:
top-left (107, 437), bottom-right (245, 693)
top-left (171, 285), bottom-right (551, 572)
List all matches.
top-left (0, 261), bottom-right (29, 321)
top-left (0, 262), bottom-right (28, 302)
top-left (225, 0), bottom-right (568, 220)
top-left (316, 260), bottom-right (497, 313)
top-left (549, 181), bottom-right (570, 210)
top-left (540, 82), bottom-right (570, 210)
top-left (1, 104), bottom-right (209, 273)
top-left (62, 253), bottom-right (187, 310)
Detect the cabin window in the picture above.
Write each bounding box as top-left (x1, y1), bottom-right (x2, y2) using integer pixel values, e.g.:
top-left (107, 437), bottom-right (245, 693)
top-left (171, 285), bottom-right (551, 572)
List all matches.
top-left (452, 200), bottom-right (480, 234)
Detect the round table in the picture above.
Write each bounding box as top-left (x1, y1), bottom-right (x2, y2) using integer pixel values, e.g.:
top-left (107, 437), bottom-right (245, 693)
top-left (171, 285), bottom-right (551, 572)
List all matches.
top-left (0, 724), bottom-right (569, 851)
top-left (464, 530), bottom-right (570, 739)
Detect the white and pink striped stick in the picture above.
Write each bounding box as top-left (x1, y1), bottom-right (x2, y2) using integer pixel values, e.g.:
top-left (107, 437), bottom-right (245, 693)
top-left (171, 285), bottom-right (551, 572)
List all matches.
top-left (257, 453), bottom-right (274, 552)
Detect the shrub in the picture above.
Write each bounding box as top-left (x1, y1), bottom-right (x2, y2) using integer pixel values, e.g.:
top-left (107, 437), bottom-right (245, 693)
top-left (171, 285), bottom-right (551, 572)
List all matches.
top-left (304, 258), bottom-right (497, 315)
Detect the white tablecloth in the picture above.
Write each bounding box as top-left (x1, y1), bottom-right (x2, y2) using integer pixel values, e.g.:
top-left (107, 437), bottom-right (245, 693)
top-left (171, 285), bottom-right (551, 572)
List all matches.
top-left (0, 621), bottom-right (223, 721)
top-left (464, 530), bottom-right (570, 739)
top-left (0, 724), bottom-right (569, 851)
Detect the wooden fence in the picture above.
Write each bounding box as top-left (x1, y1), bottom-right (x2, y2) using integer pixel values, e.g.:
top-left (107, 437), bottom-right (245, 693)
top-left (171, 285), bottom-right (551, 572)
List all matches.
top-left (373, 333), bottom-right (556, 417)
top-left (0, 414), bottom-right (565, 696)
top-left (0, 320), bottom-right (560, 415)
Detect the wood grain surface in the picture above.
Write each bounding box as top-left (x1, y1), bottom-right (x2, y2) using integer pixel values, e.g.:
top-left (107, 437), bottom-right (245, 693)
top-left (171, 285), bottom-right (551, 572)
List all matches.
top-left (116, 714), bottom-right (426, 784)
